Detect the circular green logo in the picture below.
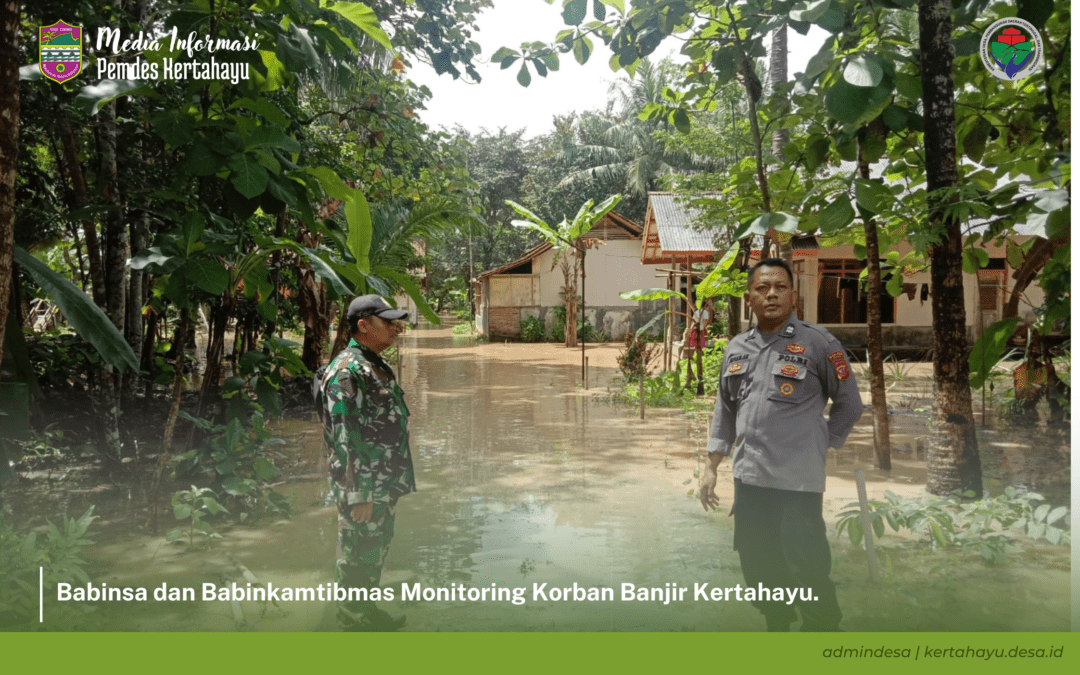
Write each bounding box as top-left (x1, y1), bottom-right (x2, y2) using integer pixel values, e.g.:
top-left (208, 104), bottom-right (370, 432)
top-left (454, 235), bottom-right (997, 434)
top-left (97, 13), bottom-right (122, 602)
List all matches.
top-left (980, 18), bottom-right (1043, 81)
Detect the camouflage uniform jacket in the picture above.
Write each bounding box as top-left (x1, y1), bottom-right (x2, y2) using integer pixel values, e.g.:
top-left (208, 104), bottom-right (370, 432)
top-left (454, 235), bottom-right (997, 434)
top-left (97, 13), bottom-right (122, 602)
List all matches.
top-left (322, 340), bottom-right (416, 515)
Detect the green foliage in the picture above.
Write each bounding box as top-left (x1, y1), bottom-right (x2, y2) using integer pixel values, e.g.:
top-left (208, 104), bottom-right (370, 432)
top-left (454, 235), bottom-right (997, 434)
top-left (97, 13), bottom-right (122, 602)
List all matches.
top-left (167, 486), bottom-right (227, 548)
top-left (452, 320), bottom-right (477, 336)
top-left (546, 305), bottom-right (604, 342)
top-left (23, 329), bottom-right (102, 389)
top-left (617, 338), bottom-right (726, 407)
top-left (696, 339), bottom-right (729, 393)
top-left (836, 488), bottom-right (1071, 567)
top-left (173, 412), bottom-right (291, 523)
top-left (0, 507), bottom-right (97, 628)
top-left (577, 320), bottom-right (606, 343)
top-left (221, 337), bottom-right (308, 422)
top-left (621, 370), bottom-right (694, 408)
top-left (13, 247), bottom-right (138, 373)
top-left (549, 306), bottom-right (567, 342)
top-left (616, 331), bottom-right (659, 380)
top-left (519, 316), bottom-right (546, 343)
top-left (969, 317), bottom-right (1024, 389)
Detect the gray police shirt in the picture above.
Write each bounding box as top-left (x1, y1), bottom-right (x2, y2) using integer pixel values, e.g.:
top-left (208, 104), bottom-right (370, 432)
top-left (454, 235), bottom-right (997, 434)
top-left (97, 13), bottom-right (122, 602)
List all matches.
top-left (707, 312), bottom-right (863, 493)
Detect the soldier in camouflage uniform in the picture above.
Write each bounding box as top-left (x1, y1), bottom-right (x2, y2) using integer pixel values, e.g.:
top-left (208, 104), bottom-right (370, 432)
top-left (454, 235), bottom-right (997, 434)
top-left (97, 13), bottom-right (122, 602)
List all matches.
top-left (700, 258), bottom-right (863, 632)
top-left (322, 295), bottom-right (416, 631)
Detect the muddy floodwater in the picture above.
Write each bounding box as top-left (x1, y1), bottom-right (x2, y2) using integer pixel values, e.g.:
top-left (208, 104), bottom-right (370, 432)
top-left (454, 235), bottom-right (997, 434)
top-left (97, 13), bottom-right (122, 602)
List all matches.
top-left (39, 320), bottom-right (1071, 631)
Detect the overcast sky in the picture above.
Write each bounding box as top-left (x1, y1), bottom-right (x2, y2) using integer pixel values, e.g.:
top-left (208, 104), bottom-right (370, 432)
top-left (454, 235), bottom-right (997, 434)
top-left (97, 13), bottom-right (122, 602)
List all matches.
top-left (406, 0), bottom-right (829, 139)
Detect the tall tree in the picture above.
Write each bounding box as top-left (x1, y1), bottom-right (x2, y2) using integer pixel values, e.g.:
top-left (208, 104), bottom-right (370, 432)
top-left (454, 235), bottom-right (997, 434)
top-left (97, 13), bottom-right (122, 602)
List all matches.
top-left (0, 0), bottom-right (17, 379)
top-left (560, 59), bottom-right (710, 222)
top-left (918, 0), bottom-right (981, 497)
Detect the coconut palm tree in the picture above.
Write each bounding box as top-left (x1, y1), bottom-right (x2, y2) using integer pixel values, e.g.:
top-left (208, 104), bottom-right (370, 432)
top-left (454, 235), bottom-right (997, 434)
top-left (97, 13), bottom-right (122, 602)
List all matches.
top-left (559, 59), bottom-right (714, 212)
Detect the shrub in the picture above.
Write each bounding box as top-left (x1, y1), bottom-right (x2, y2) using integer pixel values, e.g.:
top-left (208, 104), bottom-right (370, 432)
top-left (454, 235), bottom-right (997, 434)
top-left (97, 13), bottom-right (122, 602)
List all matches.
top-left (836, 487), bottom-right (1071, 567)
top-left (549, 307), bottom-right (566, 342)
top-left (173, 411), bottom-right (291, 522)
top-left (520, 316), bottom-right (545, 343)
top-left (0, 507), bottom-right (97, 628)
top-left (616, 331), bottom-right (659, 380)
top-left (547, 306), bottom-right (605, 342)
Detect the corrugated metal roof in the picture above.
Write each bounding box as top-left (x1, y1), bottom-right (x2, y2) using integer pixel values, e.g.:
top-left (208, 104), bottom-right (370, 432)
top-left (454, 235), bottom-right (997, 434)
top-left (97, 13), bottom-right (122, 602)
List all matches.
top-left (477, 241), bottom-right (552, 279)
top-left (649, 193), bottom-right (717, 252)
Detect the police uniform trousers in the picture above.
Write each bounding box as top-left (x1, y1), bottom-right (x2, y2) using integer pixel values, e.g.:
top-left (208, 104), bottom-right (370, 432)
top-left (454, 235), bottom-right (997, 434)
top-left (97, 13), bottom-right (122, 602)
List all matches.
top-left (335, 498), bottom-right (397, 630)
top-left (732, 479), bottom-right (842, 631)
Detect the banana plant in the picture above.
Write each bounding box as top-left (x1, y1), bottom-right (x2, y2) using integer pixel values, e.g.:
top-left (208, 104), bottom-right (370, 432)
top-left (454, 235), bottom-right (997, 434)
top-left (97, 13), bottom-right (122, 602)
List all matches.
top-left (619, 241), bottom-right (746, 337)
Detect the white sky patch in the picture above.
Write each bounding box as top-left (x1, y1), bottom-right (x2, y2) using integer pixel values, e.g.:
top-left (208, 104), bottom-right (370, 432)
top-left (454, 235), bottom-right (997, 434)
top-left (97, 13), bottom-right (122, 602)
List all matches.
top-left (407, 0), bottom-right (828, 138)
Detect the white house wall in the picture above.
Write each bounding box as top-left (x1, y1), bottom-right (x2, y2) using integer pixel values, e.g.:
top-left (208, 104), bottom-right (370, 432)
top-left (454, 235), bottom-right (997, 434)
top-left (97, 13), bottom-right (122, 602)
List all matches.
top-left (481, 239), bottom-right (671, 339)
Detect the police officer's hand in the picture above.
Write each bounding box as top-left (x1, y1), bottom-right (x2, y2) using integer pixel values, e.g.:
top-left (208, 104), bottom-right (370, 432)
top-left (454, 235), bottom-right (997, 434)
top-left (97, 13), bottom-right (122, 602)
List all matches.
top-left (699, 452), bottom-right (724, 511)
top-left (351, 502), bottom-right (374, 523)
top-left (699, 470), bottom-right (720, 511)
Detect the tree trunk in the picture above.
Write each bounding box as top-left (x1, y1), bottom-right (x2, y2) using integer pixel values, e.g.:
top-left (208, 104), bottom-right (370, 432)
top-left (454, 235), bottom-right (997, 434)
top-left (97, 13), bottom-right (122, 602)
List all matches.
top-left (60, 114), bottom-right (105, 306)
top-left (198, 295), bottom-right (235, 435)
top-left (561, 251), bottom-right (578, 348)
top-left (858, 142), bottom-right (892, 471)
top-left (97, 101), bottom-right (128, 460)
top-left (99, 101), bottom-right (127, 333)
top-left (150, 307), bottom-right (191, 532)
top-left (919, 0), bottom-right (982, 497)
top-left (297, 226), bottom-right (329, 370)
top-left (126, 214), bottom-right (147, 350)
top-left (1003, 236), bottom-right (1055, 320)
top-left (330, 309), bottom-right (350, 358)
top-left (0, 0), bottom-right (18, 378)
top-left (140, 306), bottom-right (158, 374)
top-left (770, 23), bottom-right (794, 267)
top-left (769, 23), bottom-right (789, 158)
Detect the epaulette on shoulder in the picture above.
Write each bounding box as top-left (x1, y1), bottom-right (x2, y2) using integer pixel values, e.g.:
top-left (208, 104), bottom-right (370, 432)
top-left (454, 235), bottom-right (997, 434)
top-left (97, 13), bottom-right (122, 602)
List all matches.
top-left (731, 328), bottom-right (754, 345)
top-left (798, 320), bottom-right (839, 343)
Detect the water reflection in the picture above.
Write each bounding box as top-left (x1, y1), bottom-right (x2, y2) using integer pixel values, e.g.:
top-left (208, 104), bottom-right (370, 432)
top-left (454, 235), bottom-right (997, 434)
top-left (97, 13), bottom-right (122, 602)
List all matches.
top-left (65, 319), bottom-right (1069, 631)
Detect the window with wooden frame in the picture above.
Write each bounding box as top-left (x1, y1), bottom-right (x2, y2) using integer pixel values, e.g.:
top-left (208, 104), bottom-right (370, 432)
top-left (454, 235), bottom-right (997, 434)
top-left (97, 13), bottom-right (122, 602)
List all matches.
top-left (817, 259), bottom-right (896, 324)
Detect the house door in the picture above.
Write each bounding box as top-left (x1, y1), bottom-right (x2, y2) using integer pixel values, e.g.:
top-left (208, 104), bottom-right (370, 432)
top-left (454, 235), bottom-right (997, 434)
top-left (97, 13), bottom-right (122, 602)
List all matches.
top-left (977, 270), bottom-right (1005, 335)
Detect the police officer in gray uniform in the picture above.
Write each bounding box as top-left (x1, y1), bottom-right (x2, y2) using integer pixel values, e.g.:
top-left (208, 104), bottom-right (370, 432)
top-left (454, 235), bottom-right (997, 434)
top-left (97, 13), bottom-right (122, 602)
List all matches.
top-left (700, 257), bottom-right (863, 631)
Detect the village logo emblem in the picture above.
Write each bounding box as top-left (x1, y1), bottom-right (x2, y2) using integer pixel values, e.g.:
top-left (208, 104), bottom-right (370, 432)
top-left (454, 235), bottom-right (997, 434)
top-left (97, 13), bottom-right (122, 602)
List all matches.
top-left (39, 21), bottom-right (83, 83)
top-left (980, 18), bottom-right (1042, 81)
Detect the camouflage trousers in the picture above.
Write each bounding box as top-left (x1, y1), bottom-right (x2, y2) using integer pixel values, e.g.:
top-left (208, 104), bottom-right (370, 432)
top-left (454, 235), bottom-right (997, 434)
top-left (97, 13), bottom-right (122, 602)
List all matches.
top-left (335, 499), bottom-right (397, 630)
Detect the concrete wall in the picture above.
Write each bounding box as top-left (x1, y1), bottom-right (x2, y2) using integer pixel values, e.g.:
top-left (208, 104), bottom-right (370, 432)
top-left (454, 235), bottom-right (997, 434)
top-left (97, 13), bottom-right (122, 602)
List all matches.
top-left (483, 300), bottom-right (668, 341)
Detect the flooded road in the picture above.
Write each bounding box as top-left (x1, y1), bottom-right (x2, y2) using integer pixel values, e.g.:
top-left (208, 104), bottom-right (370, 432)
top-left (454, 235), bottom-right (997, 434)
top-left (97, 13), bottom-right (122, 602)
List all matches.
top-left (67, 320), bottom-right (1069, 631)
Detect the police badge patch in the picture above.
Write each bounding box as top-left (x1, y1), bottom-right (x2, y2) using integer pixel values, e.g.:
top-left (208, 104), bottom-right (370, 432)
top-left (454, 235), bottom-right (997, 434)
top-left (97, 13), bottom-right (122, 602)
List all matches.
top-left (779, 364), bottom-right (800, 377)
top-left (728, 362), bottom-right (744, 374)
top-left (779, 382), bottom-right (795, 396)
top-left (785, 343), bottom-right (805, 354)
top-left (828, 350), bottom-right (850, 381)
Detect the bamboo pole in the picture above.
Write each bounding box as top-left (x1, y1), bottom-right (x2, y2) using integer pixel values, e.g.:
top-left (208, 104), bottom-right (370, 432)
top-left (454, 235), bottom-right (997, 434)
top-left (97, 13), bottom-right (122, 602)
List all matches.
top-left (855, 468), bottom-right (881, 584)
top-left (639, 369), bottom-right (645, 420)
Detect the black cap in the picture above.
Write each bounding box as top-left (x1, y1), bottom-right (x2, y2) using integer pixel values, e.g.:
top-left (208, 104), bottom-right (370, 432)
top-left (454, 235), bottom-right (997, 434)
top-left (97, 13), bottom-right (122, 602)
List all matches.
top-left (346, 295), bottom-right (409, 321)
